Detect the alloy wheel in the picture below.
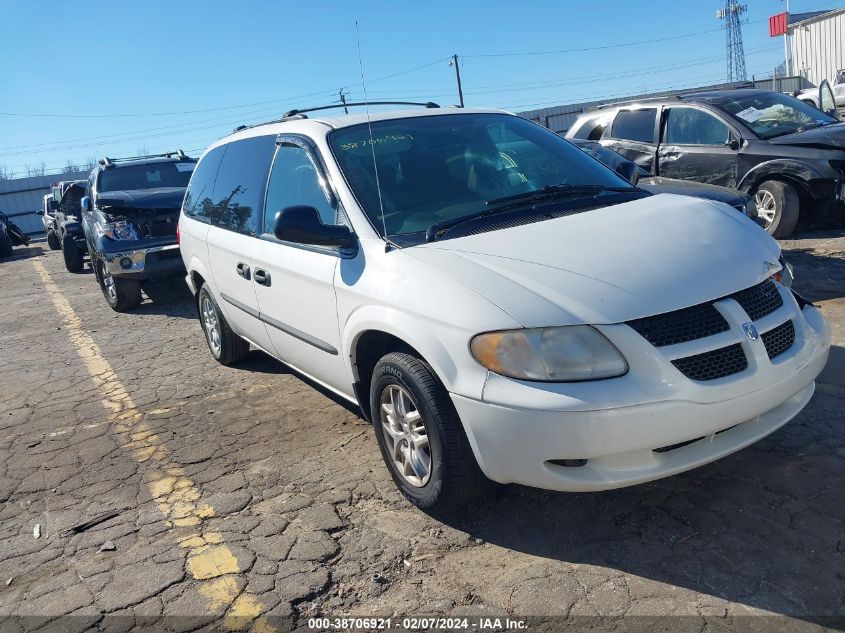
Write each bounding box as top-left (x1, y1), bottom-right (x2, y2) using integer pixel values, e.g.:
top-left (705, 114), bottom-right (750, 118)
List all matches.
top-left (100, 261), bottom-right (117, 303)
top-left (755, 189), bottom-right (777, 227)
top-left (201, 296), bottom-right (222, 356)
top-left (379, 384), bottom-right (431, 487)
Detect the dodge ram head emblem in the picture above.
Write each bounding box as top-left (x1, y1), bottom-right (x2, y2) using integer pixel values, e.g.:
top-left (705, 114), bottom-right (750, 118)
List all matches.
top-left (742, 322), bottom-right (759, 341)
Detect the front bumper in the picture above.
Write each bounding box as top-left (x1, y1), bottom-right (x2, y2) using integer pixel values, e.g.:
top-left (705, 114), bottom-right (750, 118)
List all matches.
top-left (452, 292), bottom-right (831, 492)
top-left (102, 243), bottom-right (184, 279)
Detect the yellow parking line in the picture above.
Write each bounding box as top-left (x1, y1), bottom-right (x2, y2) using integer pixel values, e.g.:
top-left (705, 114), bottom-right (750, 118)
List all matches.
top-left (33, 260), bottom-right (275, 630)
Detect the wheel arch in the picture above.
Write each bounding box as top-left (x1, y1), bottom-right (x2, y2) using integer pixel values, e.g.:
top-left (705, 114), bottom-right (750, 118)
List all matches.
top-left (345, 309), bottom-right (462, 423)
top-left (737, 160), bottom-right (823, 199)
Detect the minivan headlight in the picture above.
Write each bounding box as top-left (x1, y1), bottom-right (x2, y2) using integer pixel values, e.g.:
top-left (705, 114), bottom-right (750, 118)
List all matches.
top-left (470, 326), bottom-right (628, 382)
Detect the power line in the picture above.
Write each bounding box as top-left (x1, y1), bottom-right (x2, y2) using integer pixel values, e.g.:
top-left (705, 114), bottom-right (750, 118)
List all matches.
top-left (0, 58), bottom-right (449, 120)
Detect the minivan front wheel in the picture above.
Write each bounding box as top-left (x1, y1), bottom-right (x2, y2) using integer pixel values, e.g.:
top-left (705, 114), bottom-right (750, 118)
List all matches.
top-left (197, 284), bottom-right (249, 365)
top-left (754, 180), bottom-right (799, 238)
top-left (371, 352), bottom-right (490, 512)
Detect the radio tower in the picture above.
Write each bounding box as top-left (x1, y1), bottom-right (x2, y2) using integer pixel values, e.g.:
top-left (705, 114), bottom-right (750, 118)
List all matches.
top-left (717, 1), bottom-right (748, 83)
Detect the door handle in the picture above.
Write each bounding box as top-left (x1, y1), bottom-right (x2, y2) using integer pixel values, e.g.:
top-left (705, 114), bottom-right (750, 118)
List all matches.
top-left (236, 262), bottom-right (251, 280)
top-left (253, 269), bottom-right (271, 286)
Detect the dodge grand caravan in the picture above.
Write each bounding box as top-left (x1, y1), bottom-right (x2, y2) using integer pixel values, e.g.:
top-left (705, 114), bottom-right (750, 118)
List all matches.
top-left (179, 104), bottom-right (830, 510)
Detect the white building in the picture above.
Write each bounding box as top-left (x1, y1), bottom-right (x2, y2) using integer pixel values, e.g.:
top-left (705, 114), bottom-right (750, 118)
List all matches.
top-left (0, 171), bottom-right (89, 237)
top-left (789, 7), bottom-right (845, 87)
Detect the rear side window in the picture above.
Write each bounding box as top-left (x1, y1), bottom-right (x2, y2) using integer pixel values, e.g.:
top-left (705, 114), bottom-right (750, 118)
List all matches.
top-left (570, 115), bottom-right (610, 140)
top-left (208, 135), bottom-right (277, 235)
top-left (183, 145), bottom-right (226, 219)
top-left (611, 109), bottom-right (657, 143)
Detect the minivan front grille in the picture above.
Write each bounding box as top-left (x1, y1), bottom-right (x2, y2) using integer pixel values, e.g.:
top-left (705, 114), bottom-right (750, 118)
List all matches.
top-left (729, 279), bottom-right (783, 321)
top-left (671, 343), bottom-right (748, 381)
top-left (627, 303), bottom-right (729, 347)
top-left (761, 320), bottom-right (795, 359)
top-left (625, 278), bottom-right (789, 382)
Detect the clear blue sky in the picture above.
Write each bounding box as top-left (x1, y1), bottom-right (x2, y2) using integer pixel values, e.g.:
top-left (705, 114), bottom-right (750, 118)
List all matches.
top-left (0, 0), bottom-right (838, 178)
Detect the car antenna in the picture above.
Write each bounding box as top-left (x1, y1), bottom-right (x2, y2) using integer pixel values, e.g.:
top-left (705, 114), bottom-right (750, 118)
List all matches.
top-left (355, 21), bottom-right (397, 252)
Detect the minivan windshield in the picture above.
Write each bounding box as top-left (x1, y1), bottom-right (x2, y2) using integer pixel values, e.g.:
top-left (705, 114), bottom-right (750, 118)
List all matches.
top-left (718, 92), bottom-right (837, 139)
top-left (329, 113), bottom-right (633, 238)
top-left (97, 161), bottom-right (195, 193)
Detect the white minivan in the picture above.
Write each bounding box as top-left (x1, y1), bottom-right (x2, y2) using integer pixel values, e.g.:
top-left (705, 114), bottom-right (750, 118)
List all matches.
top-left (179, 105), bottom-right (830, 510)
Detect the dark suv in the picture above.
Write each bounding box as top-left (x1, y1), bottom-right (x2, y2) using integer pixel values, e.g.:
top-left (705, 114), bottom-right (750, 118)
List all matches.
top-left (79, 151), bottom-right (196, 311)
top-left (566, 89), bottom-right (845, 237)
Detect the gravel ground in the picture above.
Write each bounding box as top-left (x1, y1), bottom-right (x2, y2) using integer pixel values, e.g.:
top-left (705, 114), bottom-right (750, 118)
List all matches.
top-left (0, 232), bottom-right (843, 633)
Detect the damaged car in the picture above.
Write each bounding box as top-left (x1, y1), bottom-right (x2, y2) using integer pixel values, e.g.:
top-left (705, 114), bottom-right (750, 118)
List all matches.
top-left (180, 105), bottom-right (830, 510)
top-left (568, 138), bottom-right (757, 220)
top-left (567, 89), bottom-right (845, 238)
top-left (80, 151), bottom-right (196, 311)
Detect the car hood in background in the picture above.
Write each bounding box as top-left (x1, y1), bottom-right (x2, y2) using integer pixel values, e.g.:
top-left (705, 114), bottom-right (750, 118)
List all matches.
top-left (96, 187), bottom-right (186, 211)
top-left (406, 194), bottom-right (780, 327)
top-left (765, 122), bottom-right (845, 151)
top-left (637, 177), bottom-right (749, 206)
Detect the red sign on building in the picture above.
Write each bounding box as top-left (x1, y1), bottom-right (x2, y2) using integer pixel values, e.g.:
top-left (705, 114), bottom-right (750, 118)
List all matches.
top-left (769, 12), bottom-right (788, 37)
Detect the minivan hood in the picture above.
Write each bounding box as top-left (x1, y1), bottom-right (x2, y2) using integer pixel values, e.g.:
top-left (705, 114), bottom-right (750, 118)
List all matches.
top-left (405, 194), bottom-right (780, 327)
top-left (765, 122), bottom-right (845, 151)
top-left (96, 187), bottom-right (186, 211)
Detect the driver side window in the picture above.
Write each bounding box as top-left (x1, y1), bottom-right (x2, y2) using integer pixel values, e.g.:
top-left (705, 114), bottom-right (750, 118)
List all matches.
top-left (665, 108), bottom-right (730, 145)
top-left (263, 144), bottom-right (336, 235)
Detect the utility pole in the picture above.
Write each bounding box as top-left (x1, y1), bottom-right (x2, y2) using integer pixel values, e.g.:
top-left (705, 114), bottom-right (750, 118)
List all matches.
top-left (339, 89), bottom-right (349, 114)
top-left (450, 54), bottom-right (465, 108)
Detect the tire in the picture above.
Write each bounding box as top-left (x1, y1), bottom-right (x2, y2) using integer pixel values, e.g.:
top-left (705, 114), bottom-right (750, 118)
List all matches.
top-left (47, 229), bottom-right (61, 250)
top-left (754, 180), bottom-right (800, 239)
top-left (370, 352), bottom-right (491, 512)
top-left (96, 258), bottom-right (142, 312)
top-left (197, 284), bottom-right (249, 365)
top-left (0, 231), bottom-right (12, 258)
top-left (61, 235), bottom-right (84, 272)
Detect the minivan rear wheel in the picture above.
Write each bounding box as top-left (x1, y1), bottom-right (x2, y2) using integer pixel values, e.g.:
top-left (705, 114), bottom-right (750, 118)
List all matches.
top-left (754, 180), bottom-right (799, 238)
top-left (197, 284), bottom-right (249, 365)
top-left (370, 352), bottom-right (491, 512)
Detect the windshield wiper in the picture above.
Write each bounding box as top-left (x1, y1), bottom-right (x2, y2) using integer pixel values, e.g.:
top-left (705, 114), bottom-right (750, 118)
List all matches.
top-left (424, 184), bottom-right (635, 243)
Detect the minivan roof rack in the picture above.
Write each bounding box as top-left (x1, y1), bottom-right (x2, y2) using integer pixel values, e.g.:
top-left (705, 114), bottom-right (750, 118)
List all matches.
top-left (99, 150), bottom-right (187, 167)
top-left (282, 101), bottom-right (440, 118)
top-left (231, 101), bottom-right (441, 134)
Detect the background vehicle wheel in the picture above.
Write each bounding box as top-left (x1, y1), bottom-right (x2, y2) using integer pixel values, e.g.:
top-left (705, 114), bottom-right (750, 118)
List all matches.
top-left (47, 229), bottom-right (61, 250)
top-left (97, 259), bottom-right (142, 312)
top-left (370, 352), bottom-right (490, 512)
top-left (61, 235), bottom-right (84, 272)
top-left (754, 181), bottom-right (799, 239)
top-left (197, 284), bottom-right (249, 365)
top-left (0, 231), bottom-right (12, 258)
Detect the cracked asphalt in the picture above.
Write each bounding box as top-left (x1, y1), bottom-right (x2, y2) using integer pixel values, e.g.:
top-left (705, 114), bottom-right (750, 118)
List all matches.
top-left (0, 231), bottom-right (843, 633)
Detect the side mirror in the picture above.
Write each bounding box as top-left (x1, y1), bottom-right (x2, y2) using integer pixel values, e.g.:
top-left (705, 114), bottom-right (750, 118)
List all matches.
top-left (273, 205), bottom-right (355, 249)
top-left (728, 138), bottom-right (741, 151)
top-left (36, 209), bottom-right (45, 216)
top-left (81, 196), bottom-right (91, 212)
top-left (614, 160), bottom-right (640, 186)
